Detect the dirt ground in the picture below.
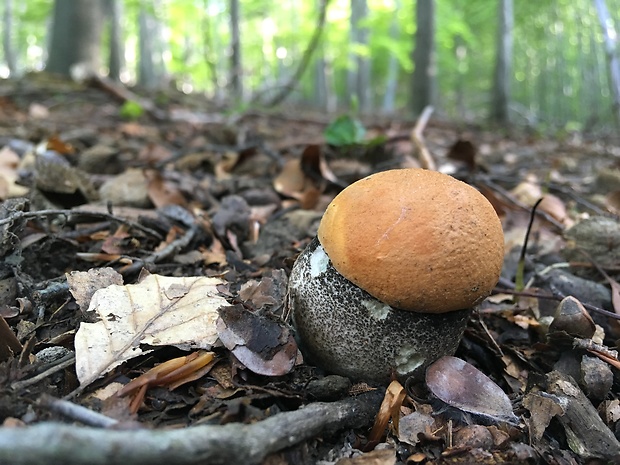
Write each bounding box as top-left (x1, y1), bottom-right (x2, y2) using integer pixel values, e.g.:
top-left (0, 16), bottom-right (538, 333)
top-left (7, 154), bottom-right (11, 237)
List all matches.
top-left (1, 73), bottom-right (620, 464)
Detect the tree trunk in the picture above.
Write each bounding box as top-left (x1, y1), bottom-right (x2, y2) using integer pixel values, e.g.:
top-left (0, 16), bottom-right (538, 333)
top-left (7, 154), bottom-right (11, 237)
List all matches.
top-left (46, 0), bottom-right (104, 78)
top-left (411, 0), bottom-right (435, 115)
top-left (137, 1), bottom-right (167, 90)
top-left (348, 0), bottom-right (371, 112)
top-left (202, 0), bottom-right (220, 99)
top-left (381, 0), bottom-right (401, 114)
top-left (229, 0), bottom-right (242, 100)
top-left (107, 0), bottom-right (123, 82)
top-left (490, 0), bottom-right (513, 124)
top-left (593, 0), bottom-right (620, 125)
top-left (264, 0), bottom-right (330, 107)
top-left (2, 0), bottom-right (17, 76)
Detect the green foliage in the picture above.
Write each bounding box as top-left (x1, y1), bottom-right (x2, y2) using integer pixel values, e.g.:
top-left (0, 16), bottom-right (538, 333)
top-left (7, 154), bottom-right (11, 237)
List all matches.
top-left (324, 114), bottom-right (366, 146)
top-left (119, 100), bottom-right (144, 120)
top-left (5, 0), bottom-right (620, 130)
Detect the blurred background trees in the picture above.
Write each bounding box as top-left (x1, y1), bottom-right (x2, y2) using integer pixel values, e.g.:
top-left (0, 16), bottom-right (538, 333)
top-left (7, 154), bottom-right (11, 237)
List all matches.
top-left (2, 0), bottom-right (620, 132)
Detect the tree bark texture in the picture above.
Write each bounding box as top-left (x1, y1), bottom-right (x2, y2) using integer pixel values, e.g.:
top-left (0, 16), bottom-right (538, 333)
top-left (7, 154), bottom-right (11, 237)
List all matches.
top-left (593, 0), bottom-right (620, 126)
top-left (348, 0), bottom-right (371, 112)
top-left (490, 0), bottom-right (514, 124)
top-left (107, 0), bottom-right (123, 81)
top-left (2, 0), bottom-right (17, 75)
top-left (46, 0), bottom-right (104, 77)
top-left (229, 0), bottom-right (242, 99)
top-left (411, 0), bottom-right (436, 115)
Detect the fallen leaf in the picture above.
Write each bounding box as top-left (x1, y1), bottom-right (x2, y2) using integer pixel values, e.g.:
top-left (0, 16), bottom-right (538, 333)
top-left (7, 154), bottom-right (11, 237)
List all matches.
top-left (522, 391), bottom-right (565, 441)
top-left (426, 356), bottom-right (518, 424)
top-left (216, 304), bottom-right (297, 376)
top-left (367, 380), bottom-right (406, 446)
top-left (74, 274), bottom-right (227, 386)
top-left (67, 267), bottom-right (124, 314)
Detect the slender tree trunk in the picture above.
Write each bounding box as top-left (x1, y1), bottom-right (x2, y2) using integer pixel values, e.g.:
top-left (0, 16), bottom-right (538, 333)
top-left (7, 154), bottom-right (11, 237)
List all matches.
top-left (2, 0), bottom-right (17, 75)
top-left (229, 0), bottom-right (242, 99)
top-left (47, 0), bottom-right (104, 77)
top-left (593, 0), bottom-right (620, 125)
top-left (202, 0), bottom-right (220, 98)
top-left (137, 1), bottom-right (167, 89)
top-left (107, 0), bottom-right (123, 81)
top-left (138, 7), bottom-right (155, 88)
top-left (490, 0), bottom-right (513, 124)
top-left (411, 0), bottom-right (436, 115)
top-left (453, 34), bottom-right (466, 119)
top-left (348, 0), bottom-right (371, 112)
top-left (264, 0), bottom-right (330, 107)
top-left (381, 0), bottom-right (401, 114)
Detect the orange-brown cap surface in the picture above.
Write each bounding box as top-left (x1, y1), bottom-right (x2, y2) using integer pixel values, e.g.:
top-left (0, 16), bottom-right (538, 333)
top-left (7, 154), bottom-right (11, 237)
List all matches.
top-left (317, 169), bottom-right (504, 313)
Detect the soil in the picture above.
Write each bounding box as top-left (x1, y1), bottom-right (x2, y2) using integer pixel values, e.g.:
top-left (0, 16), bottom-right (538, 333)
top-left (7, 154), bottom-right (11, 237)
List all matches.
top-left (1, 73), bottom-right (620, 464)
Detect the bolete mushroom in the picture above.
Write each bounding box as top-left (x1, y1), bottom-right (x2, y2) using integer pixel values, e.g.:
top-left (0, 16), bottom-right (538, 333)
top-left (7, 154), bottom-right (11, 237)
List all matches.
top-left (287, 168), bottom-right (504, 383)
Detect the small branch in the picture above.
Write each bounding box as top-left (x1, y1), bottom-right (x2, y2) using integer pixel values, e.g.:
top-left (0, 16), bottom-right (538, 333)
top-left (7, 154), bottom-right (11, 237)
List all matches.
top-left (0, 209), bottom-right (163, 240)
top-left (11, 354), bottom-right (76, 391)
top-left (0, 390), bottom-right (383, 465)
top-left (546, 371), bottom-right (620, 460)
top-left (410, 106), bottom-right (436, 170)
top-left (38, 394), bottom-right (119, 428)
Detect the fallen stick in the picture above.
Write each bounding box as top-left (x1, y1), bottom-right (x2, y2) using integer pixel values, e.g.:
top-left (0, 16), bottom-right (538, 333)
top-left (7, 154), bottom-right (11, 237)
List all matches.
top-left (0, 390), bottom-right (383, 465)
top-left (546, 370), bottom-right (620, 460)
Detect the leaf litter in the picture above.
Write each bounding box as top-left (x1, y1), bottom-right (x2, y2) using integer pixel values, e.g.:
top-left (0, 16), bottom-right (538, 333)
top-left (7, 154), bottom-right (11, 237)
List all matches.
top-left (3, 75), bottom-right (620, 463)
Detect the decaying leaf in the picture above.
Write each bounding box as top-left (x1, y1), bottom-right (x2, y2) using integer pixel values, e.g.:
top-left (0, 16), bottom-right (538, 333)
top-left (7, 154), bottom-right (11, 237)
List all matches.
top-left (74, 274), bottom-right (227, 386)
top-left (216, 304), bottom-right (297, 376)
top-left (367, 380), bottom-right (406, 446)
top-left (67, 267), bottom-right (124, 314)
top-left (425, 356), bottom-right (518, 425)
top-left (522, 391), bottom-right (566, 441)
top-left (334, 448), bottom-right (396, 465)
top-left (397, 411), bottom-right (435, 446)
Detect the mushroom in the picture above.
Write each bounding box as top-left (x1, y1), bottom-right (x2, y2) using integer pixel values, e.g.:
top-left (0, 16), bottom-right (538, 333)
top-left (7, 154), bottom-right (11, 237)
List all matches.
top-left (287, 168), bottom-right (504, 383)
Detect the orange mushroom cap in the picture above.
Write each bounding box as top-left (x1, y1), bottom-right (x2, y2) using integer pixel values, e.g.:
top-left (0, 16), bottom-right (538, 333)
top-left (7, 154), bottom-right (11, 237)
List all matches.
top-left (317, 168), bottom-right (504, 313)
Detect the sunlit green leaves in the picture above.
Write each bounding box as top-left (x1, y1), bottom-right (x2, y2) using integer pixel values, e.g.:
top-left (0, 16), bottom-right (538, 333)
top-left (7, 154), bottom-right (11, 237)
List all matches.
top-left (324, 114), bottom-right (366, 146)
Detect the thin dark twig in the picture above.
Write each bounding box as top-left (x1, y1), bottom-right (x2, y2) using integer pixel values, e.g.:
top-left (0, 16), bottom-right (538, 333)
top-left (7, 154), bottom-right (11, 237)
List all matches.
top-left (0, 209), bottom-right (162, 239)
top-left (515, 198), bottom-right (544, 291)
top-left (493, 286), bottom-right (620, 320)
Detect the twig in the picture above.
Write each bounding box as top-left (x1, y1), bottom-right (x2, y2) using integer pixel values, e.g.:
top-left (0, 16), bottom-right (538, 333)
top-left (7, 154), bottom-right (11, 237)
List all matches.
top-left (546, 371), bottom-right (620, 460)
top-left (38, 394), bottom-right (119, 428)
top-left (410, 106), bottom-right (436, 170)
top-left (492, 286), bottom-right (620, 320)
top-left (0, 390), bottom-right (383, 465)
top-left (479, 177), bottom-right (565, 230)
top-left (0, 209), bottom-right (162, 240)
top-left (515, 198), bottom-right (544, 292)
top-left (11, 353), bottom-right (76, 390)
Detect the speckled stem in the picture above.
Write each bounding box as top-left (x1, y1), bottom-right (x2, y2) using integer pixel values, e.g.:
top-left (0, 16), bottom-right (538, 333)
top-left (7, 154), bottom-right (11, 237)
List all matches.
top-left (288, 237), bottom-right (471, 384)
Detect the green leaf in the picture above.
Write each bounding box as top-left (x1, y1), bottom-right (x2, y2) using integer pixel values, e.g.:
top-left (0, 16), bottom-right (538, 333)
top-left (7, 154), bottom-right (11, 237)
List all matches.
top-left (119, 101), bottom-right (145, 120)
top-left (324, 115), bottom-right (366, 146)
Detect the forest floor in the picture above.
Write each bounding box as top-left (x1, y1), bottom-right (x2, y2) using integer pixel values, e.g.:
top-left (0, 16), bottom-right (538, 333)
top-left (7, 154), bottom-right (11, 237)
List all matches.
top-left (1, 73), bottom-right (620, 465)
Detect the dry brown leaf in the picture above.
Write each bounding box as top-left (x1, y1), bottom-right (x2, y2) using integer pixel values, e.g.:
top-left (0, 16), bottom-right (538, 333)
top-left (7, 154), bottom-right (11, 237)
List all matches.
top-left (367, 380), bottom-right (406, 446)
top-left (216, 304), bottom-right (297, 376)
top-left (273, 159), bottom-right (307, 199)
top-left (334, 448), bottom-right (396, 465)
top-left (74, 274), bottom-right (227, 387)
top-left (605, 190), bottom-right (620, 214)
top-left (523, 391), bottom-right (565, 441)
top-left (145, 169), bottom-right (187, 208)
